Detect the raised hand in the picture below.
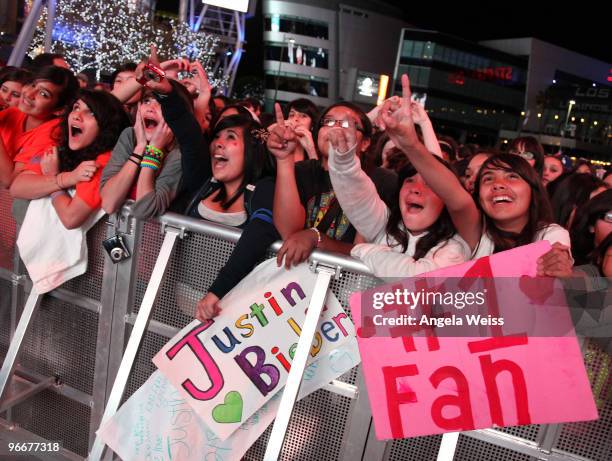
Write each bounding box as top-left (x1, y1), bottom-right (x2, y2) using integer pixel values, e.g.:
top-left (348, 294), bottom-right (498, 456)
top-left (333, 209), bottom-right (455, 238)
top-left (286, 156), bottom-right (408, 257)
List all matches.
top-left (190, 60), bottom-right (212, 100)
top-left (294, 126), bottom-right (317, 159)
top-left (40, 147), bottom-right (59, 176)
top-left (327, 125), bottom-right (357, 157)
top-left (377, 74), bottom-right (420, 149)
top-left (134, 104), bottom-right (147, 149)
top-left (410, 101), bottom-right (431, 126)
top-left (266, 103), bottom-right (298, 161)
top-left (368, 95), bottom-right (400, 126)
top-left (137, 45), bottom-right (173, 94)
top-left (149, 119), bottom-right (174, 152)
top-left (160, 57), bottom-right (190, 74)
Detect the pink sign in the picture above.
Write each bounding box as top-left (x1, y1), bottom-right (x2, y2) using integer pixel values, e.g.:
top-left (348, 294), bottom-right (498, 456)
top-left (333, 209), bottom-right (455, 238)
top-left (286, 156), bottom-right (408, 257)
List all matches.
top-left (351, 241), bottom-right (598, 439)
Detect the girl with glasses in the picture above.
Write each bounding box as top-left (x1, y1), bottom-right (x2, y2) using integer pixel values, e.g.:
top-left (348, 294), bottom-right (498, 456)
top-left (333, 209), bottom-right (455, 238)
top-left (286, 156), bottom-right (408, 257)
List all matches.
top-left (267, 101), bottom-right (397, 268)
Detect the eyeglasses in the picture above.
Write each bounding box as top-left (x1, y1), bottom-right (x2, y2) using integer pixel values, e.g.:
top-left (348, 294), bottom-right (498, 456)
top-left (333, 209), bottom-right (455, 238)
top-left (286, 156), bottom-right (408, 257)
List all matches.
top-left (320, 118), bottom-right (364, 132)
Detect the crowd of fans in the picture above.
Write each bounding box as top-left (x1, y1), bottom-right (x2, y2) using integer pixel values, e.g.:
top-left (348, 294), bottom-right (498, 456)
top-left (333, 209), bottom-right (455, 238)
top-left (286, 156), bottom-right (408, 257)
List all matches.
top-left (0, 50), bottom-right (610, 324)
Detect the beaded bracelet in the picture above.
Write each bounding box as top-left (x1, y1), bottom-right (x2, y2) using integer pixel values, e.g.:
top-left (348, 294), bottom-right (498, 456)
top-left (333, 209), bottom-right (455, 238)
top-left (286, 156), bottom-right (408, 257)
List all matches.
top-left (144, 145), bottom-right (165, 161)
top-left (141, 157), bottom-right (161, 171)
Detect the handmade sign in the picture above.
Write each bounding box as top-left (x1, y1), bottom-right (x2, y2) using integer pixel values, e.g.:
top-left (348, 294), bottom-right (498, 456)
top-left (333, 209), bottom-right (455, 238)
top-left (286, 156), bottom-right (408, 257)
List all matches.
top-left (153, 258), bottom-right (355, 440)
top-left (98, 338), bottom-right (361, 461)
top-left (351, 241), bottom-right (598, 439)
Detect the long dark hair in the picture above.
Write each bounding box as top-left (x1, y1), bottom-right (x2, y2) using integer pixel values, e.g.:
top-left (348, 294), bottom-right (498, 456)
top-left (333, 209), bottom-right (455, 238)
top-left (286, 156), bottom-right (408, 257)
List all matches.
top-left (474, 154), bottom-right (553, 253)
top-left (212, 104), bottom-right (253, 127)
top-left (385, 158), bottom-right (456, 260)
top-left (58, 90), bottom-right (130, 172)
top-left (32, 65), bottom-right (79, 112)
top-left (509, 136), bottom-right (544, 176)
top-left (550, 173), bottom-right (606, 228)
top-left (209, 114), bottom-right (274, 209)
top-left (570, 189), bottom-right (612, 265)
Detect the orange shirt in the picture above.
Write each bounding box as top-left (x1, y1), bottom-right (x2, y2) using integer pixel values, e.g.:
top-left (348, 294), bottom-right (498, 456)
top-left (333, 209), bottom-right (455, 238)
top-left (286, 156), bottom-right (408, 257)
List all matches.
top-left (24, 151), bottom-right (111, 209)
top-left (0, 107), bottom-right (61, 165)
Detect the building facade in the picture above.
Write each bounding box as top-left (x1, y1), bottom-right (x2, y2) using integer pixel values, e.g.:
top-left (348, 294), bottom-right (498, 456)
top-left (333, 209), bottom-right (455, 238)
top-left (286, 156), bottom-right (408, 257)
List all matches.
top-left (483, 38), bottom-right (612, 158)
top-left (262, 0), bottom-right (405, 109)
top-left (393, 28), bottom-right (528, 146)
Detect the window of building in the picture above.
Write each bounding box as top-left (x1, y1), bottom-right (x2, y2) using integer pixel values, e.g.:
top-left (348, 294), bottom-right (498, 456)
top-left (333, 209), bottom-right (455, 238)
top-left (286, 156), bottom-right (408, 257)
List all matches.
top-left (264, 43), bottom-right (329, 69)
top-left (413, 41), bottom-right (424, 59)
top-left (265, 73), bottom-right (329, 98)
top-left (264, 15), bottom-right (329, 40)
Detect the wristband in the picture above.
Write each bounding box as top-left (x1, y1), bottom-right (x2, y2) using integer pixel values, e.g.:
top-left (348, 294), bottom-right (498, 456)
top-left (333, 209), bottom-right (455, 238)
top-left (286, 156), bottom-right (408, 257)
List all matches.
top-left (309, 227), bottom-right (321, 247)
top-left (140, 157), bottom-right (161, 171)
top-left (144, 145), bottom-right (165, 161)
top-left (128, 157), bottom-right (141, 167)
top-left (131, 152), bottom-right (144, 161)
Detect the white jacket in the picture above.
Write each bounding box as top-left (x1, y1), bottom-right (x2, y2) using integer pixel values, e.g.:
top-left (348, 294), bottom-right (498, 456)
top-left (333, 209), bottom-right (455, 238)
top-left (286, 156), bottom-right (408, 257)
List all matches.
top-left (327, 144), bottom-right (470, 278)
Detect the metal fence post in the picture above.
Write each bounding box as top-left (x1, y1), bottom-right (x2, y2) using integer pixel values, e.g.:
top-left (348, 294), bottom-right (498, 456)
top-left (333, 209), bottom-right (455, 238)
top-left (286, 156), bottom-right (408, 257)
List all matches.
top-left (88, 226), bottom-right (182, 461)
top-left (263, 264), bottom-right (337, 461)
top-left (0, 290), bottom-right (43, 402)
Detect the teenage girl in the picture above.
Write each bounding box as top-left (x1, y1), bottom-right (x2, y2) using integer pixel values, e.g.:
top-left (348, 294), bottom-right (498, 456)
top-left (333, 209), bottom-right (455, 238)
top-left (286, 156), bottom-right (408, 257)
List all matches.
top-left (377, 75), bottom-right (573, 277)
top-left (327, 129), bottom-right (469, 276)
top-left (10, 90), bottom-right (129, 228)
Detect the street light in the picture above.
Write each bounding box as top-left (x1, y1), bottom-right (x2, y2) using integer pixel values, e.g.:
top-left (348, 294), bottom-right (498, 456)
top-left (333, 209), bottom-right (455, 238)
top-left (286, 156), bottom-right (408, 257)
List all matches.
top-left (273, 36), bottom-right (295, 104)
top-left (564, 99), bottom-right (576, 132)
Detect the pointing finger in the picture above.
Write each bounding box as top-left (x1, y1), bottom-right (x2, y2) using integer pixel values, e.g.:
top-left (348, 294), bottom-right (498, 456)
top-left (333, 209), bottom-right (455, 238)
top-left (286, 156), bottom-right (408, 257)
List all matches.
top-left (274, 102), bottom-right (285, 127)
top-left (401, 74), bottom-right (412, 104)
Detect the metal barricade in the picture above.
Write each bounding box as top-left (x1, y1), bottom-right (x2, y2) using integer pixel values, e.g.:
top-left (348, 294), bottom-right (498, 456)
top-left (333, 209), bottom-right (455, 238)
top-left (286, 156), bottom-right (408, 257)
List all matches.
top-left (0, 197), bottom-right (610, 461)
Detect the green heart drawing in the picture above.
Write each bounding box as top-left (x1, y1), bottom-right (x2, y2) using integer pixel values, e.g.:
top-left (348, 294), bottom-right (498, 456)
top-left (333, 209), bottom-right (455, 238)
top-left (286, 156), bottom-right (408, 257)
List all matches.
top-left (212, 391), bottom-right (243, 424)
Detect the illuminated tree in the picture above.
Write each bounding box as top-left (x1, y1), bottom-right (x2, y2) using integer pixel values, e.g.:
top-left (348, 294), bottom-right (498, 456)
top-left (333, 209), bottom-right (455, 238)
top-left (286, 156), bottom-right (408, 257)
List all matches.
top-left (28, 0), bottom-right (223, 85)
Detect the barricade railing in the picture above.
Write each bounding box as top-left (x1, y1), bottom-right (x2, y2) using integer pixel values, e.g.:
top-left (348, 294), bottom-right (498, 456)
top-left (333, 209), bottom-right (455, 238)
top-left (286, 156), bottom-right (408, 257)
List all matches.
top-left (0, 193), bottom-right (610, 461)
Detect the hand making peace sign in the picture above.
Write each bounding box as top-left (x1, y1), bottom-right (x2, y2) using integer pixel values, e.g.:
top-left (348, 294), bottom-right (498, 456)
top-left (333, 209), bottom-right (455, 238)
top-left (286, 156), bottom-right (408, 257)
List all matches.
top-left (266, 102), bottom-right (298, 161)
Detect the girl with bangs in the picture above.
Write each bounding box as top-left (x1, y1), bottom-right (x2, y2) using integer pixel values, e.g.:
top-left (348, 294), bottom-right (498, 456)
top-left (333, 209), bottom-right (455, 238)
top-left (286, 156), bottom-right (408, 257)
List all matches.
top-left (327, 143), bottom-right (469, 277)
top-left (183, 113), bottom-right (278, 321)
top-left (0, 66), bottom-right (78, 188)
top-left (143, 74), bottom-right (278, 322)
top-left (377, 75), bottom-right (573, 277)
top-left (471, 154), bottom-right (568, 258)
top-left (10, 89), bottom-right (129, 228)
top-left (99, 81), bottom-right (191, 220)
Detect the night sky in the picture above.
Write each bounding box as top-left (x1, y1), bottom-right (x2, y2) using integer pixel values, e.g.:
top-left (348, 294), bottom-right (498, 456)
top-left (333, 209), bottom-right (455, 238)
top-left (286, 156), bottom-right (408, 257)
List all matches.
top-left (392, 3), bottom-right (612, 64)
top-left (157, 1), bottom-right (611, 64)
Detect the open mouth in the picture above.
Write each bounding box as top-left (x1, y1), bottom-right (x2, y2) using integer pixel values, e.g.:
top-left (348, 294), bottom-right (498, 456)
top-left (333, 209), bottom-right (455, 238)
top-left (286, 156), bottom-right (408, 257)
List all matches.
top-left (143, 117), bottom-right (159, 129)
top-left (405, 202), bottom-right (424, 214)
top-left (70, 125), bottom-right (83, 137)
top-left (492, 195), bottom-right (514, 205)
top-left (213, 153), bottom-right (229, 167)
